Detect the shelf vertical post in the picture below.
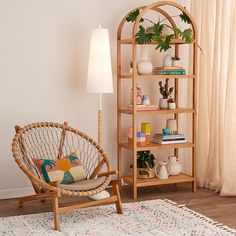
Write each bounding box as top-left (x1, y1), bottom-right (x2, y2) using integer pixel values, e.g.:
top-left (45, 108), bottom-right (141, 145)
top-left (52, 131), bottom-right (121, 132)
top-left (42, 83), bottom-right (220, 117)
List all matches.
top-left (192, 39), bottom-right (198, 192)
top-left (117, 39), bottom-right (122, 178)
top-left (132, 40), bottom-right (138, 200)
top-left (174, 44), bottom-right (179, 160)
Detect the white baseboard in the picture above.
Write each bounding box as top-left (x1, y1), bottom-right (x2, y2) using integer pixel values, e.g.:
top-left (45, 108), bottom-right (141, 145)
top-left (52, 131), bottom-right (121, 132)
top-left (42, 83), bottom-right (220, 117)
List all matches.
top-left (0, 187), bottom-right (34, 200)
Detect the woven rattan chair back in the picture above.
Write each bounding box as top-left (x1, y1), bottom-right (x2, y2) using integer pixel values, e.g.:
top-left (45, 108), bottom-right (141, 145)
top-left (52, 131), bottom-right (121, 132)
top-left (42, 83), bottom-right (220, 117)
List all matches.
top-left (12, 121), bottom-right (112, 197)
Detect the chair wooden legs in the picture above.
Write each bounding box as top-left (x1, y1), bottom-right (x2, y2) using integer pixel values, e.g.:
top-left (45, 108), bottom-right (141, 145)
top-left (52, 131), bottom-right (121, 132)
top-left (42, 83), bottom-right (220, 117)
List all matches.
top-left (52, 194), bottom-right (60, 231)
top-left (111, 179), bottom-right (123, 214)
top-left (18, 181), bottom-right (123, 231)
top-left (19, 192), bottom-right (55, 208)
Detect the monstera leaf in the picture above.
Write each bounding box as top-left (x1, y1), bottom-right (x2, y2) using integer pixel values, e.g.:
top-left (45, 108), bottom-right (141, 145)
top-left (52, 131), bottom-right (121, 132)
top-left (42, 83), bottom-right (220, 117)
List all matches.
top-left (180, 11), bottom-right (191, 24)
top-left (135, 25), bottom-right (153, 44)
top-left (154, 34), bottom-right (175, 52)
top-left (175, 28), bottom-right (193, 43)
top-left (126, 9), bottom-right (144, 22)
top-left (152, 22), bottom-right (164, 37)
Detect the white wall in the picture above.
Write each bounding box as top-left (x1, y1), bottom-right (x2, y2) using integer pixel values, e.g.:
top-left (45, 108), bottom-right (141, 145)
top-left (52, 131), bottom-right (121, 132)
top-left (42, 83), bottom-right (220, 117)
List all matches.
top-left (0, 0), bottom-right (190, 199)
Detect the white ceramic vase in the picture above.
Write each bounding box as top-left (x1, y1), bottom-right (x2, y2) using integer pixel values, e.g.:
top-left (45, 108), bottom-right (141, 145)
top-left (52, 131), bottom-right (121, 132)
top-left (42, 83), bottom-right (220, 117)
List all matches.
top-left (137, 45), bottom-right (153, 75)
top-left (163, 54), bottom-right (172, 67)
top-left (155, 161), bottom-right (170, 179)
top-left (168, 156), bottom-right (182, 175)
top-left (159, 98), bottom-right (169, 109)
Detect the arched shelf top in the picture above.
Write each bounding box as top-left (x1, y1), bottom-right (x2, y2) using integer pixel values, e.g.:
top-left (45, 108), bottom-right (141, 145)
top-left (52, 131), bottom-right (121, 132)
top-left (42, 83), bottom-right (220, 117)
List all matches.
top-left (117, 1), bottom-right (197, 44)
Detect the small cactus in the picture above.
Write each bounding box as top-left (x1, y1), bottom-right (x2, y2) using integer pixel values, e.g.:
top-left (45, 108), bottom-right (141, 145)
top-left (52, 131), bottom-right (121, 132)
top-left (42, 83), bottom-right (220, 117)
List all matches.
top-left (159, 78), bottom-right (174, 99)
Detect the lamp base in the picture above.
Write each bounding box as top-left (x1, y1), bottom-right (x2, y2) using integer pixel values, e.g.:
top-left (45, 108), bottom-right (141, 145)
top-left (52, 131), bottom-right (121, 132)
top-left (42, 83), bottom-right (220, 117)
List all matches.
top-left (89, 190), bottom-right (110, 200)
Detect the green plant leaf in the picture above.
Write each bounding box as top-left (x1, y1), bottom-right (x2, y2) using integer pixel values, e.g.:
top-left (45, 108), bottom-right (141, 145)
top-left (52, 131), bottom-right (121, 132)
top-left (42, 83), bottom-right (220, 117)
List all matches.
top-left (153, 22), bottom-right (164, 37)
top-left (137, 151), bottom-right (155, 168)
top-left (135, 25), bottom-right (153, 45)
top-left (180, 11), bottom-right (191, 24)
top-left (175, 28), bottom-right (193, 43)
top-left (154, 34), bottom-right (174, 52)
top-left (126, 9), bottom-right (144, 23)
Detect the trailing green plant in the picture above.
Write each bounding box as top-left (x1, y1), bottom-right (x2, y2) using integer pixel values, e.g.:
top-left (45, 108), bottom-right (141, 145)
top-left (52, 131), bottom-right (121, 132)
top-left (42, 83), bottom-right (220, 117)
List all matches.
top-left (137, 151), bottom-right (155, 169)
top-left (126, 8), bottom-right (193, 52)
top-left (159, 78), bottom-right (174, 99)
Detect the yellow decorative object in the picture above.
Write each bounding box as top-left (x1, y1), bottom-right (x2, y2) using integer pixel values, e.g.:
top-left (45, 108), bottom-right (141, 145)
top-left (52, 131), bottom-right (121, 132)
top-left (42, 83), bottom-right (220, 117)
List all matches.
top-left (141, 123), bottom-right (151, 135)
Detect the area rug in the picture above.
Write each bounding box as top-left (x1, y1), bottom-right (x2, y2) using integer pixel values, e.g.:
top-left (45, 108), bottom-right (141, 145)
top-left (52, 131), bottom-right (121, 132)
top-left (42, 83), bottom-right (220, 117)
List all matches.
top-left (0, 199), bottom-right (235, 236)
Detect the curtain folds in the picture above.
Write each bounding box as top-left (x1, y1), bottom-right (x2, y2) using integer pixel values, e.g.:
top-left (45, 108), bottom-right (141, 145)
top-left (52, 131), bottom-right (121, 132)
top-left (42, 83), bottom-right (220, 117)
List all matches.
top-left (191, 0), bottom-right (236, 195)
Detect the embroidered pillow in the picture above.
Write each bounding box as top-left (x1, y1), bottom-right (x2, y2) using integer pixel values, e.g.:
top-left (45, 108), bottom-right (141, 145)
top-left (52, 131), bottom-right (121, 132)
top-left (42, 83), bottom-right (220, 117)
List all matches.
top-left (33, 153), bottom-right (86, 184)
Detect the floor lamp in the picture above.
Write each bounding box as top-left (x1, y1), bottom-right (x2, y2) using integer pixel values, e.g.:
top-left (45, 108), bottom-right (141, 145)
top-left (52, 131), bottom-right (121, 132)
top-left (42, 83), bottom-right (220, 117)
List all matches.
top-left (86, 26), bottom-right (113, 200)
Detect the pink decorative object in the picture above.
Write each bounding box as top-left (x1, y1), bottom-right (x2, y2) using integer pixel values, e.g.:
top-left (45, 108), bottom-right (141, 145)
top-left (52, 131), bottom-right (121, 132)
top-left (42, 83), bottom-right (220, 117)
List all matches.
top-left (130, 84), bottom-right (143, 105)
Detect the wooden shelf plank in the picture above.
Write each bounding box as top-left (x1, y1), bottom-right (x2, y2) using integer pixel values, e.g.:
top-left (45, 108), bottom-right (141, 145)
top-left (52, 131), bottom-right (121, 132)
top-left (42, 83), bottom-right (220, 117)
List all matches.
top-left (120, 108), bottom-right (194, 115)
top-left (123, 173), bottom-right (194, 187)
top-left (118, 38), bottom-right (195, 45)
top-left (120, 142), bottom-right (194, 151)
top-left (119, 74), bottom-right (195, 80)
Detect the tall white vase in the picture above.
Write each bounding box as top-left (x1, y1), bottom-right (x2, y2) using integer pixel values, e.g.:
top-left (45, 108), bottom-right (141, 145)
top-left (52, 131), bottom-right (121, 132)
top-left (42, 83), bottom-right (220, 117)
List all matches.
top-left (137, 45), bottom-right (153, 75)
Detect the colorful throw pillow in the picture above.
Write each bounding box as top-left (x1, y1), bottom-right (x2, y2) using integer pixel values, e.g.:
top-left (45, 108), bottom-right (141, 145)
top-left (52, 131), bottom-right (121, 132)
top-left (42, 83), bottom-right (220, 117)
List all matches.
top-left (33, 153), bottom-right (86, 184)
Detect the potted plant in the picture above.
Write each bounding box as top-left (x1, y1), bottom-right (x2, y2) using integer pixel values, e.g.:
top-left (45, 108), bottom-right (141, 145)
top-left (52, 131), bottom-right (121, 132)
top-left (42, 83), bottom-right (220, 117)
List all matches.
top-left (126, 9), bottom-right (194, 52)
top-left (137, 151), bottom-right (155, 178)
top-left (159, 79), bottom-right (174, 109)
top-left (171, 56), bottom-right (181, 67)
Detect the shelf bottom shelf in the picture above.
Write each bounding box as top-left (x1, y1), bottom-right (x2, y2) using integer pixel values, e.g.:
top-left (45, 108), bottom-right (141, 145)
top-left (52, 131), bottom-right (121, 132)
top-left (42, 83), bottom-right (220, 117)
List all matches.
top-left (123, 173), bottom-right (194, 187)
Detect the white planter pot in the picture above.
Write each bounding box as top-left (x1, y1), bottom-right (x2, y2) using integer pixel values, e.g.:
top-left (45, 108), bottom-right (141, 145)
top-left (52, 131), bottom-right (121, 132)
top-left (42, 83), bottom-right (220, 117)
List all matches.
top-left (172, 59), bottom-right (180, 67)
top-left (159, 98), bottom-right (169, 110)
top-left (168, 102), bottom-right (176, 110)
top-left (137, 45), bottom-right (153, 75)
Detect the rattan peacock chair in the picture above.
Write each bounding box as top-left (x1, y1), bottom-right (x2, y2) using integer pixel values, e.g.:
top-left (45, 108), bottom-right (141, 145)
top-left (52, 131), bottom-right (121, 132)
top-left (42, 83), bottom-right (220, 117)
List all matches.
top-left (12, 121), bottom-right (123, 230)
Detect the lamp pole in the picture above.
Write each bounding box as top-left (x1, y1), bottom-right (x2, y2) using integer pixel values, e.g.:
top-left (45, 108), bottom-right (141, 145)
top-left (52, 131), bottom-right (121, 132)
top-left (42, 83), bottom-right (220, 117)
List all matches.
top-left (98, 93), bottom-right (103, 149)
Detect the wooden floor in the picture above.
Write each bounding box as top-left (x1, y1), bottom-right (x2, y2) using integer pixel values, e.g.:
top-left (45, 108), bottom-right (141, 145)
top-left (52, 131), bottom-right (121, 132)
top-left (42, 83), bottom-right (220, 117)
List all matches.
top-left (0, 183), bottom-right (236, 229)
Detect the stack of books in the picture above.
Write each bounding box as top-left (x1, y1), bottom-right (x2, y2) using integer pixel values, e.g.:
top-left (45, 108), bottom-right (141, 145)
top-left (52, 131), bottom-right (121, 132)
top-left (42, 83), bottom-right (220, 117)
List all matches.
top-left (128, 105), bottom-right (158, 111)
top-left (152, 133), bottom-right (186, 144)
top-left (153, 66), bottom-right (186, 75)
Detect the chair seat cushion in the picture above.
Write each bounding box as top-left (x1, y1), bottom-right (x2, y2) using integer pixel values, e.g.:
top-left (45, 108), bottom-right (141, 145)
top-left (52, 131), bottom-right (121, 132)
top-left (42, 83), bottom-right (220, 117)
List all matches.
top-left (33, 153), bottom-right (86, 185)
top-left (58, 176), bottom-right (107, 191)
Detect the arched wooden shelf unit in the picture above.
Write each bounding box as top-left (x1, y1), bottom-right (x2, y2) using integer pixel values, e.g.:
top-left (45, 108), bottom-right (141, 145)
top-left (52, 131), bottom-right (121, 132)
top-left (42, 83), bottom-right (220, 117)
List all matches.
top-left (117, 1), bottom-right (198, 200)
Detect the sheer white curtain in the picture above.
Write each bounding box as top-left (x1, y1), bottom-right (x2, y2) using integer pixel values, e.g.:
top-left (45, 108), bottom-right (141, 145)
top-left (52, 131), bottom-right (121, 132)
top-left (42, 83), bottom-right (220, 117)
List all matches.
top-left (191, 0), bottom-right (236, 195)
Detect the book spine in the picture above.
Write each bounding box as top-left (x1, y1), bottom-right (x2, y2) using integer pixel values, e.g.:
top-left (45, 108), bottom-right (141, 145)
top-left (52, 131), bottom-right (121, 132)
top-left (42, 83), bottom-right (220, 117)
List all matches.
top-left (164, 66), bottom-right (183, 70)
top-left (154, 138), bottom-right (186, 141)
top-left (161, 71), bottom-right (186, 75)
top-left (154, 135), bottom-right (185, 139)
top-left (152, 140), bottom-right (187, 144)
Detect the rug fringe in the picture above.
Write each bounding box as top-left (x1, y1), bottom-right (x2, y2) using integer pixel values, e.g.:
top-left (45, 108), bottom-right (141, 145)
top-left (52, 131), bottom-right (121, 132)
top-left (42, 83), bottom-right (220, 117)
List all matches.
top-left (163, 199), bottom-right (236, 235)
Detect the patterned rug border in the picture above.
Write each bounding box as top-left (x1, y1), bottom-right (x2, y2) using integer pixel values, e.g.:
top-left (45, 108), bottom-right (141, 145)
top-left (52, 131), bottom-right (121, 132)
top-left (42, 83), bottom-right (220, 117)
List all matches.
top-left (162, 199), bottom-right (236, 235)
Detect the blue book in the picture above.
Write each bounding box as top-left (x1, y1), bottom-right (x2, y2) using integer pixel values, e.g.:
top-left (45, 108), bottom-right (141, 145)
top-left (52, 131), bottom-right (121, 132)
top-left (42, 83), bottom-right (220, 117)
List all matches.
top-left (161, 71), bottom-right (186, 75)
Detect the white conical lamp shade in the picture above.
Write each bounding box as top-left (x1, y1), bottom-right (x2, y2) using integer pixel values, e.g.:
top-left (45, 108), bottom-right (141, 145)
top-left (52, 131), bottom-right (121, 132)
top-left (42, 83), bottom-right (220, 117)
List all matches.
top-left (166, 119), bottom-right (177, 133)
top-left (87, 27), bottom-right (113, 93)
